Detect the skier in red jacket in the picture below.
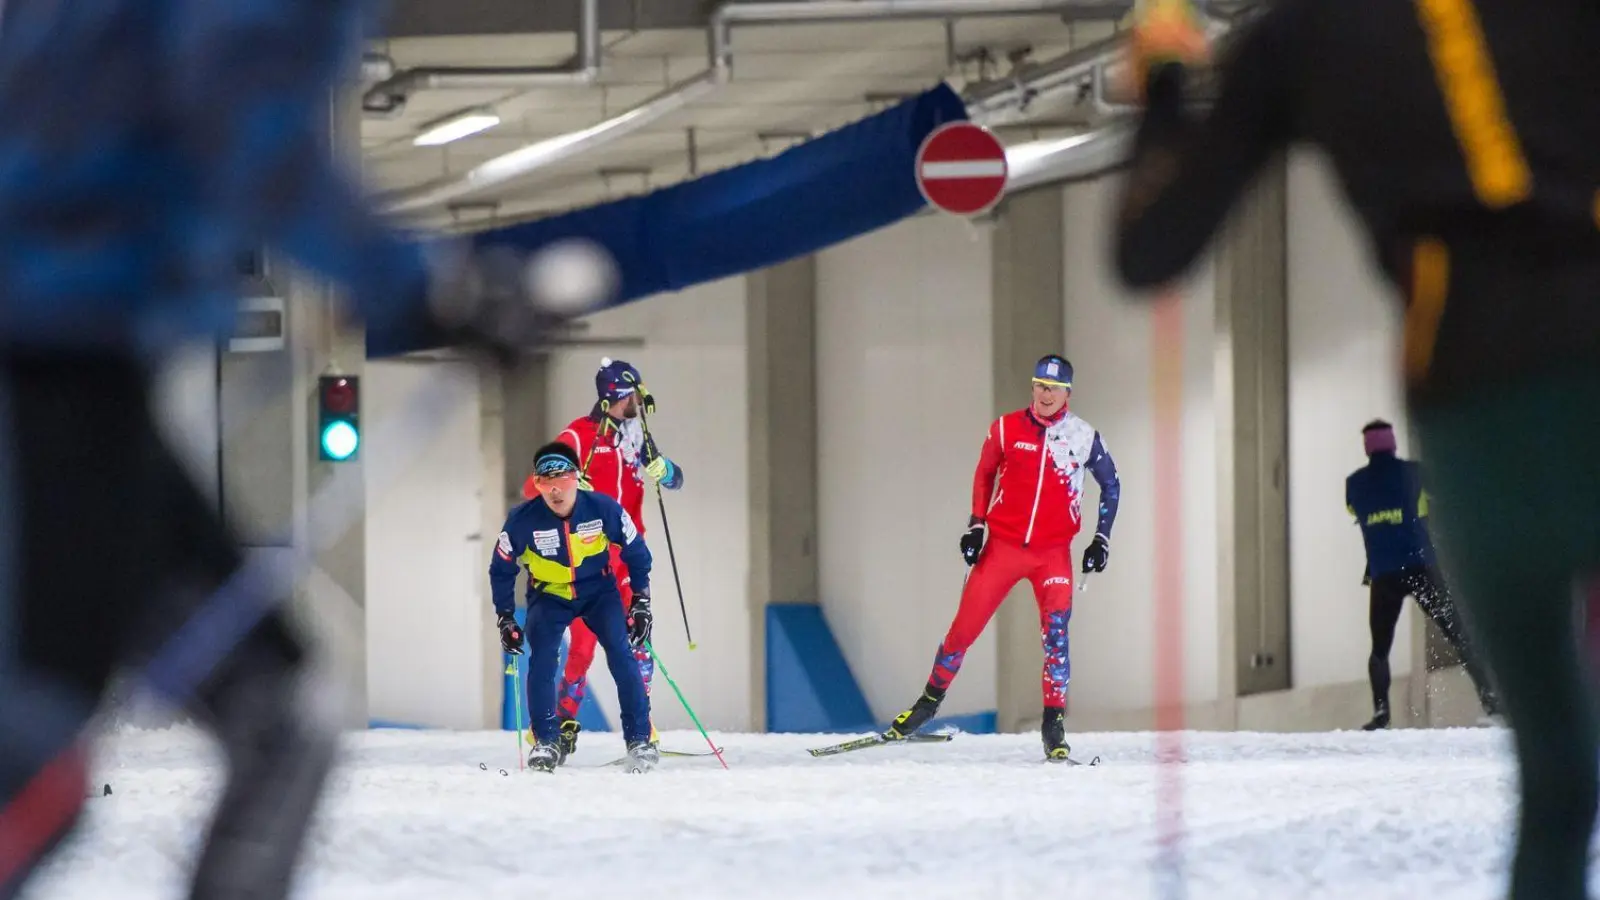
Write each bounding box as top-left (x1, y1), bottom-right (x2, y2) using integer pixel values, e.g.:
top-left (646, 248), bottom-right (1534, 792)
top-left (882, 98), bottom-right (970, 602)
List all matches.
top-left (520, 359), bottom-right (683, 759)
top-left (885, 354), bottom-right (1120, 760)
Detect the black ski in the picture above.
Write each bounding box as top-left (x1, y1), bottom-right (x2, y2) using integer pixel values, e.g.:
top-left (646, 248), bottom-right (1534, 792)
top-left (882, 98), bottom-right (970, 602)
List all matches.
top-left (806, 731), bottom-right (954, 758)
top-left (1044, 753), bottom-right (1102, 766)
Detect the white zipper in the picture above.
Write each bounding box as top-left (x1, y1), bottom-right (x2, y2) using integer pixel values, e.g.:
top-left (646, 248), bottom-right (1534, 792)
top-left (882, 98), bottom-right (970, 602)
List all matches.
top-left (1022, 435), bottom-right (1048, 545)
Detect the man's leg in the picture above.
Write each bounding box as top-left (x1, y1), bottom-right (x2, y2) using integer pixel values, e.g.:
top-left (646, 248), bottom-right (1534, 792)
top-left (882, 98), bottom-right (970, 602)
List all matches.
top-left (524, 597), bottom-right (577, 749)
top-left (1415, 369), bottom-right (1600, 900)
top-left (1406, 567), bottom-right (1499, 715)
top-left (888, 539), bottom-right (1032, 736)
top-left (1027, 545), bottom-right (1075, 759)
top-left (579, 591), bottom-right (651, 746)
top-left (555, 619), bottom-right (597, 721)
top-left (131, 396), bottom-right (341, 900)
top-left (0, 353), bottom-right (166, 899)
top-left (1365, 575), bottom-right (1406, 729)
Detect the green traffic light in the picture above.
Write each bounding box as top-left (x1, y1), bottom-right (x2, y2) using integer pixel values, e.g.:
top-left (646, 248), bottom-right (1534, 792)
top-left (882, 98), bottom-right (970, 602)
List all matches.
top-left (320, 420), bottom-right (360, 461)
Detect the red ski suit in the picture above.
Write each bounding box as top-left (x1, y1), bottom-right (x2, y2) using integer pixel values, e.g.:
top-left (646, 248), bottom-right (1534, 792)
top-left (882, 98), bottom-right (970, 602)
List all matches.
top-left (929, 405), bottom-right (1120, 709)
top-left (521, 412), bottom-right (655, 720)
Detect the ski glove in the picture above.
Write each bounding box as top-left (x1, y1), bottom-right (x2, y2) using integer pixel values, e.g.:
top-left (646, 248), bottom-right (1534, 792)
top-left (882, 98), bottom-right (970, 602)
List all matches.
top-left (960, 519), bottom-right (987, 566)
top-left (497, 612), bottom-right (525, 655)
top-left (1082, 535), bottom-right (1110, 573)
top-left (627, 592), bottom-right (653, 650)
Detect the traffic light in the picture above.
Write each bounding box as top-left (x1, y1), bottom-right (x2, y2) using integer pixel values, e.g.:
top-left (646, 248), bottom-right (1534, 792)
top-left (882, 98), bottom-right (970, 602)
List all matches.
top-left (317, 375), bottom-right (360, 462)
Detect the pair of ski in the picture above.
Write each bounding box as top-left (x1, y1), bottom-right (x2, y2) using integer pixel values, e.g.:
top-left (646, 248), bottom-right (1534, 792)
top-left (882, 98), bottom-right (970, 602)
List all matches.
top-left (601, 746), bottom-right (724, 767)
top-left (478, 746), bottom-right (724, 775)
top-left (807, 731), bottom-right (1101, 766)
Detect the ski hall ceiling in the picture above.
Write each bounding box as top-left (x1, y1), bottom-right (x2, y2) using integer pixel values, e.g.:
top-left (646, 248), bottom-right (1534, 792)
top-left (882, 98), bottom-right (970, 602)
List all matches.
top-left (359, 0), bottom-right (1157, 231)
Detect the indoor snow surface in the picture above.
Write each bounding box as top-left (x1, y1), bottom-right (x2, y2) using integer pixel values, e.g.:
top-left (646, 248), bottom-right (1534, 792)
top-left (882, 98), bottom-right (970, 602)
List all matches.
top-left (25, 726), bottom-right (1534, 900)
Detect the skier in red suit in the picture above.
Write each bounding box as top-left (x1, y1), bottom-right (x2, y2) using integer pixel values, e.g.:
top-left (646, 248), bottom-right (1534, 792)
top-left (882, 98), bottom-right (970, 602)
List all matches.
top-left (520, 359), bottom-right (682, 759)
top-left (885, 354), bottom-right (1120, 760)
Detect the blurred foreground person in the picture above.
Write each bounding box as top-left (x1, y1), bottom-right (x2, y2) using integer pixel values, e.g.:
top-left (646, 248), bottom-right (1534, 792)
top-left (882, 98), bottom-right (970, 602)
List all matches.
top-left (1111, 0), bottom-right (1600, 896)
top-left (0, 0), bottom-right (614, 897)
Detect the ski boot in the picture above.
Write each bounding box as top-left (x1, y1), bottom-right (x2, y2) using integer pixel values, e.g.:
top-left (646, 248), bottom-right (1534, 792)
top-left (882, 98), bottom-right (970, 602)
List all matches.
top-left (886, 686), bottom-right (945, 740)
top-left (557, 718), bottom-right (581, 765)
top-left (1361, 699), bottom-right (1391, 731)
top-left (527, 742), bottom-right (561, 773)
top-left (623, 740), bottom-right (660, 774)
top-left (1042, 707), bottom-right (1072, 762)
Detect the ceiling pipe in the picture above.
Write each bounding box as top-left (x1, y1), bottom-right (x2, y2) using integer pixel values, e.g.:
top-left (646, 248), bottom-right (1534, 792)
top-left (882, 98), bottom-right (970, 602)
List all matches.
top-left (963, 33), bottom-right (1124, 123)
top-left (380, 0), bottom-right (1154, 216)
top-left (709, 0), bottom-right (1131, 73)
top-left (363, 0), bottom-right (600, 116)
top-left (991, 11), bottom-right (1255, 194)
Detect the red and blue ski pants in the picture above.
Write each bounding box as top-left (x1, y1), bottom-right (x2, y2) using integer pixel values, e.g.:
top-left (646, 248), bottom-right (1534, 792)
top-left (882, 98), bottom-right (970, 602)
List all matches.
top-left (928, 537), bottom-right (1075, 708)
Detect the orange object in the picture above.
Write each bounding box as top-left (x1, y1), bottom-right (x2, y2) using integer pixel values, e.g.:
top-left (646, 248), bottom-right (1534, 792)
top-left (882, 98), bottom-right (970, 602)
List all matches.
top-left (1125, 0), bottom-right (1211, 101)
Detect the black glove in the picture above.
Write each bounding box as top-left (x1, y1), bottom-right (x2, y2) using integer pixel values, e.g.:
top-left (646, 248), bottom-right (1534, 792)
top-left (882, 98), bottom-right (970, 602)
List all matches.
top-left (627, 591), bottom-right (653, 650)
top-left (421, 240), bottom-right (617, 367)
top-left (1081, 535), bottom-right (1110, 573)
top-left (1362, 566), bottom-right (1372, 587)
top-left (497, 612), bottom-right (525, 655)
top-left (960, 519), bottom-right (987, 566)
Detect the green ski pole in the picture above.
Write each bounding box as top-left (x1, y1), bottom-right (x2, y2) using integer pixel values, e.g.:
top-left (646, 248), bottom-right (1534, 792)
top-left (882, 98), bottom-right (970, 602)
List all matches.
top-left (509, 661), bottom-right (526, 771)
top-left (644, 639), bottom-right (727, 769)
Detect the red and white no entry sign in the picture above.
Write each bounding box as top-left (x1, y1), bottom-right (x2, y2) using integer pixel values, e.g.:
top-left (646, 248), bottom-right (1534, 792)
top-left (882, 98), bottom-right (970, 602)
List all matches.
top-left (915, 121), bottom-right (1009, 217)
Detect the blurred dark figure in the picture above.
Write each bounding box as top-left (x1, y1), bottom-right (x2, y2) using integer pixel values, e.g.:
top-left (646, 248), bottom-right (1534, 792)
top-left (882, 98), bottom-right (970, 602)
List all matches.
top-left (1110, 0), bottom-right (1600, 896)
top-left (0, 0), bottom-right (608, 897)
top-left (1346, 419), bottom-right (1497, 730)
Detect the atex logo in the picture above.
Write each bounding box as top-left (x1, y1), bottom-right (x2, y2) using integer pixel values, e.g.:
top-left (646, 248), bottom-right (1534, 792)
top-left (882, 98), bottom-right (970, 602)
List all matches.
top-left (1043, 577), bottom-right (1071, 587)
top-left (1014, 441), bottom-right (1039, 451)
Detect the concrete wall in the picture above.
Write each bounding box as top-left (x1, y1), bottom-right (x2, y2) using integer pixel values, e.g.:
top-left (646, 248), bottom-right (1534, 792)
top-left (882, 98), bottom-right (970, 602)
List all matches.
top-left (815, 215), bottom-right (996, 721)
top-left (1285, 151), bottom-right (1413, 691)
top-left (543, 277), bottom-right (754, 731)
top-left (1058, 177), bottom-right (1221, 722)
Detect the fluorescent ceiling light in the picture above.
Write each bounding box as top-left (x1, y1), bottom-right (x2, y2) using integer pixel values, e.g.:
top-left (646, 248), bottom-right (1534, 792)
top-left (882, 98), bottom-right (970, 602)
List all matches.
top-left (414, 110), bottom-right (501, 147)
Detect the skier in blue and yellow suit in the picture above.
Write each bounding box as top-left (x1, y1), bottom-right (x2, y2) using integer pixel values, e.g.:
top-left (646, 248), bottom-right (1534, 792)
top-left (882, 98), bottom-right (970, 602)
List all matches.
top-left (491, 442), bottom-right (658, 772)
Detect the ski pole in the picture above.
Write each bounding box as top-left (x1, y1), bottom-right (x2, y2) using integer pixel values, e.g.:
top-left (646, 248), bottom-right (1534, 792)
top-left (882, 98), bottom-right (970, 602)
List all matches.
top-left (637, 408), bottom-right (695, 650)
top-left (510, 660), bottom-right (526, 771)
top-left (643, 639), bottom-right (727, 770)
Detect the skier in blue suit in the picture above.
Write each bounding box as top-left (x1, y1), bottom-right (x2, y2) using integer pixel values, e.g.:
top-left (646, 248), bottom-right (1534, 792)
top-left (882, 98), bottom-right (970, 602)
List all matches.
top-left (492, 442), bottom-right (657, 772)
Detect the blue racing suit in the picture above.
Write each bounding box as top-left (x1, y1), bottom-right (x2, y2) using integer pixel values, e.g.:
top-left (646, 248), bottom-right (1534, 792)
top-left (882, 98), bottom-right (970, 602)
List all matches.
top-left (490, 491), bottom-right (653, 745)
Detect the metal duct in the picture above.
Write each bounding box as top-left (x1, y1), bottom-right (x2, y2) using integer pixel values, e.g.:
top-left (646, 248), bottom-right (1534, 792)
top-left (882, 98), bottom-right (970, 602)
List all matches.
top-left (363, 0), bottom-right (600, 115)
top-left (1001, 123), bottom-right (1132, 193)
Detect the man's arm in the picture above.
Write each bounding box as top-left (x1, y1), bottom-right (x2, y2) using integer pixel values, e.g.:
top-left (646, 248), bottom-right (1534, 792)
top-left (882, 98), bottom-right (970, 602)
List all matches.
top-left (167, 0), bottom-right (433, 334)
top-left (489, 517), bottom-right (523, 619)
top-left (641, 435), bottom-right (684, 491)
top-left (610, 506), bottom-right (653, 596)
top-left (1086, 432), bottom-right (1121, 540)
top-left (1115, 4), bottom-right (1299, 288)
top-left (969, 418), bottom-right (1005, 525)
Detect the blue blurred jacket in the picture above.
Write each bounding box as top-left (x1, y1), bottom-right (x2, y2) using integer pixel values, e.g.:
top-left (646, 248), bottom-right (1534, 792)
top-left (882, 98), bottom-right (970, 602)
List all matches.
top-left (0, 0), bottom-right (429, 353)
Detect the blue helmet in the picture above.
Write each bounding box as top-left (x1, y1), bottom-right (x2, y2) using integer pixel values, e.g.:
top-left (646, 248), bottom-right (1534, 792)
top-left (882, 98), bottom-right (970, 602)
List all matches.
top-left (595, 357), bottom-right (643, 405)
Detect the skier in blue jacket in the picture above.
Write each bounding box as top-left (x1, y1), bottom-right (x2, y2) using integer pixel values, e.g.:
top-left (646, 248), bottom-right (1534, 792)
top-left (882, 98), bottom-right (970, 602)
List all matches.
top-left (1346, 420), bottom-right (1498, 729)
top-left (492, 442), bottom-right (657, 772)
